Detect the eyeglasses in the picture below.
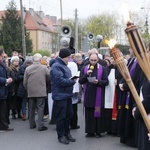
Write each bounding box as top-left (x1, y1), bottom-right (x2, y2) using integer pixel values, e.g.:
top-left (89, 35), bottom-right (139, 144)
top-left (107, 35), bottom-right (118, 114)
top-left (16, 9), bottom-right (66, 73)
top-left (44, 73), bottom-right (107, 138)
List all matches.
top-left (90, 59), bottom-right (97, 62)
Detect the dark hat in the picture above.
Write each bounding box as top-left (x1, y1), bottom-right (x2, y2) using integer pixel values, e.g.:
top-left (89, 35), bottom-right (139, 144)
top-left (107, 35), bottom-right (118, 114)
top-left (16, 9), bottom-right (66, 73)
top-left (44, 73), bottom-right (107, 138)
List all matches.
top-left (25, 56), bottom-right (33, 63)
top-left (59, 48), bottom-right (71, 58)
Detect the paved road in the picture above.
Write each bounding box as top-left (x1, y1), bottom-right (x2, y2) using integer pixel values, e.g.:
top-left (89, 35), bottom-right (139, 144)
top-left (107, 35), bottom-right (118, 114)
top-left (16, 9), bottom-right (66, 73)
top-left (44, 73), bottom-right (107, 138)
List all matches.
top-left (0, 103), bottom-right (137, 150)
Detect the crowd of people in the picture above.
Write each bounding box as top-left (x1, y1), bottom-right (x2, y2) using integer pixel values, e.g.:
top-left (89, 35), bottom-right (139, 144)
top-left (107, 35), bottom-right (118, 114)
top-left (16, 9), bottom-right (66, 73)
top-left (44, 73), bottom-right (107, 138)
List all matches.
top-left (0, 46), bottom-right (150, 149)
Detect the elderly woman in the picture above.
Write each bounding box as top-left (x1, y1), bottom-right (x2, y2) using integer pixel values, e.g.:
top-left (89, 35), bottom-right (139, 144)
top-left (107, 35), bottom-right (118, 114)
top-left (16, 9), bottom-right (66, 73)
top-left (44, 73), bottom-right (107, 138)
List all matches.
top-left (9, 56), bottom-right (21, 119)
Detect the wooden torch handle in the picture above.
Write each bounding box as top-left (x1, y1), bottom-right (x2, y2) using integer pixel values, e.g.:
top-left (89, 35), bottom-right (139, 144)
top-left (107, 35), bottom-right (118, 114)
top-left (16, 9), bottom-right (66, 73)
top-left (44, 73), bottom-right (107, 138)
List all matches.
top-left (127, 80), bottom-right (150, 133)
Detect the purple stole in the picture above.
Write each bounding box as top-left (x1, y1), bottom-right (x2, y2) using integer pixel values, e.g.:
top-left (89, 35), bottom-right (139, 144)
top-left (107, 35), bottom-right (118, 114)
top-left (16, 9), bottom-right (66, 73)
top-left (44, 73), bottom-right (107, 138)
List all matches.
top-left (84, 63), bottom-right (102, 117)
top-left (125, 60), bottom-right (137, 109)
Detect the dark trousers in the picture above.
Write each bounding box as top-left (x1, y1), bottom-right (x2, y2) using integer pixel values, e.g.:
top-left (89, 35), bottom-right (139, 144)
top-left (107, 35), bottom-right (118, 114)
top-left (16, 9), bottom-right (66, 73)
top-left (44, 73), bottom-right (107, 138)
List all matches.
top-left (49, 102), bottom-right (56, 124)
top-left (0, 99), bottom-right (9, 130)
top-left (28, 97), bottom-right (45, 129)
top-left (44, 97), bottom-right (49, 116)
top-left (70, 103), bottom-right (78, 128)
top-left (54, 99), bottom-right (73, 138)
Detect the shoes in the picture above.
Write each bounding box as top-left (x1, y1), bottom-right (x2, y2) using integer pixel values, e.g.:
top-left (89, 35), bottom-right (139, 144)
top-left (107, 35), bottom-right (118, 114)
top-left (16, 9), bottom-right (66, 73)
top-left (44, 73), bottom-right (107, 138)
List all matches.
top-left (95, 133), bottom-right (102, 138)
top-left (70, 125), bottom-right (80, 130)
top-left (43, 115), bottom-right (49, 120)
top-left (18, 114), bottom-right (22, 119)
top-left (58, 136), bottom-right (69, 144)
top-left (85, 133), bottom-right (95, 137)
top-left (0, 130), bottom-right (6, 133)
top-left (0, 128), bottom-right (14, 132)
top-left (6, 128), bottom-right (14, 131)
top-left (65, 134), bottom-right (76, 142)
top-left (12, 114), bottom-right (16, 119)
top-left (30, 125), bottom-right (36, 129)
top-left (22, 114), bottom-right (26, 121)
top-left (38, 126), bottom-right (48, 131)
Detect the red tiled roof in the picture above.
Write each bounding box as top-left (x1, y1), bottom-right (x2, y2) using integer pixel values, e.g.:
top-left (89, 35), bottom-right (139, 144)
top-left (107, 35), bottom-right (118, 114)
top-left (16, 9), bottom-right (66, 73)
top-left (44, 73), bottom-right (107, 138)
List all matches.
top-left (25, 10), bottom-right (52, 32)
top-left (0, 10), bottom-right (52, 32)
top-left (25, 11), bottom-right (38, 30)
top-left (43, 17), bottom-right (58, 32)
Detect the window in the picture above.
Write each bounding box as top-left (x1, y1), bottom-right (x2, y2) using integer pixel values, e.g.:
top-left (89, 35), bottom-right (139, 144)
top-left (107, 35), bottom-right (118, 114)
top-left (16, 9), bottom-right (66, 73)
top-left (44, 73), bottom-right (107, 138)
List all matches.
top-left (42, 32), bottom-right (44, 38)
top-left (42, 42), bottom-right (44, 48)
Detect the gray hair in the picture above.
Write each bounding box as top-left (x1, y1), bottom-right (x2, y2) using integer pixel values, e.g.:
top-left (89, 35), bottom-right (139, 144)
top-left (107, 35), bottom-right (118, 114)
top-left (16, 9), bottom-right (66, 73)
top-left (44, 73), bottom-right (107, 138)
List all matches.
top-left (33, 53), bottom-right (42, 62)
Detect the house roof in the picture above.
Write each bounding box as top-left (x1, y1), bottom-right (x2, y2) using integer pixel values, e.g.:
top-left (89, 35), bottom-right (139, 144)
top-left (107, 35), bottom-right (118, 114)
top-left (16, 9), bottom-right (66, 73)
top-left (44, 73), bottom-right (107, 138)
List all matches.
top-left (25, 10), bottom-right (52, 32)
top-left (43, 17), bottom-right (58, 33)
top-left (0, 11), bottom-right (5, 20)
top-left (0, 9), bottom-right (52, 33)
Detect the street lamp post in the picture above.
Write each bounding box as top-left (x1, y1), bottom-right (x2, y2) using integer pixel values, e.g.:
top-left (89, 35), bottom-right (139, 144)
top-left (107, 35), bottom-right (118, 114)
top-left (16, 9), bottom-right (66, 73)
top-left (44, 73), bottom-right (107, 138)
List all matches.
top-left (60, 0), bottom-right (63, 26)
top-left (20, 0), bottom-right (26, 58)
top-left (96, 35), bottom-right (103, 54)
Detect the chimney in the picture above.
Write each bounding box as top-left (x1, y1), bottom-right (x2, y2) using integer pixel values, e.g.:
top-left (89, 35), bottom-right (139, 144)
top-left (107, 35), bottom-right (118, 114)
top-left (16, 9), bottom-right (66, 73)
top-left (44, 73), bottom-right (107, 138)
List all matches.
top-left (46, 15), bottom-right (50, 19)
top-left (29, 8), bottom-right (34, 16)
top-left (50, 16), bottom-right (57, 24)
top-left (38, 11), bottom-right (44, 19)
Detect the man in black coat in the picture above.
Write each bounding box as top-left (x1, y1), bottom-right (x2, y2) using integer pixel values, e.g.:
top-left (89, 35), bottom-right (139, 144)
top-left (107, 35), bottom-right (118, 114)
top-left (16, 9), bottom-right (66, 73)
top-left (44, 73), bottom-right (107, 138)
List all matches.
top-left (50, 49), bottom-right (76, 144)
top-left (0, 49), bottom-right (13, 132)
top-left (79, 53), bottom-right (109, 138)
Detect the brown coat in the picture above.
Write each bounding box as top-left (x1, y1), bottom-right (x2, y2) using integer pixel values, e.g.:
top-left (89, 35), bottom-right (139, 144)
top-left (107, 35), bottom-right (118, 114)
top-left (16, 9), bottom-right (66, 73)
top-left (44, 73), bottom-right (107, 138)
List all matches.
top-left (23, 62), bottom-right (50, 98)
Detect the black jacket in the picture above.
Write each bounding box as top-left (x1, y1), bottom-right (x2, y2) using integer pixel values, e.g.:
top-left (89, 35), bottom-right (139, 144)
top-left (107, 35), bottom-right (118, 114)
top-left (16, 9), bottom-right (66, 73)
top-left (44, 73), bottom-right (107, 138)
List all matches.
top-left (0, 62), bottom-right (7, 100)
top-left (17, 64), bottom-right (27, 97)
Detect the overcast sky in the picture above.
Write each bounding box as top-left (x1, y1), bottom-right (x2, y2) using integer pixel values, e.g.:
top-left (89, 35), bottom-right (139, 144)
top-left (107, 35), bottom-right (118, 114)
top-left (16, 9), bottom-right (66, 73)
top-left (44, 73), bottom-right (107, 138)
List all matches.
top-left (0, 0), bottom-right (150, 19)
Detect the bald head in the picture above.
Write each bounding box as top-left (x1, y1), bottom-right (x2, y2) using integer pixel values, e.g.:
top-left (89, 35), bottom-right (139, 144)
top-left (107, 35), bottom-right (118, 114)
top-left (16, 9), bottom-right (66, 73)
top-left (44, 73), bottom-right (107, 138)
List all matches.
top-left (89, 53), bottom-right (99, 66)
top-left (90, 48), bottom-right (98, 54)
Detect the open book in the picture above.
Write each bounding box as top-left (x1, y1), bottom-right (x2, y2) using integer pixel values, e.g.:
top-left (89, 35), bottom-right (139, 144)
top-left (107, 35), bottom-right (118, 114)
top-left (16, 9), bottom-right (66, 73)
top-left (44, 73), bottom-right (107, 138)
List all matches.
top-left (70, 76), bottom-right (79, 80)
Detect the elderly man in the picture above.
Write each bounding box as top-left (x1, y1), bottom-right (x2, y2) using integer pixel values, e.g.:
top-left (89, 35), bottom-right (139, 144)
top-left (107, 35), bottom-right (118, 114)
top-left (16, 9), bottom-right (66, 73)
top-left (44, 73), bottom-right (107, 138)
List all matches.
top-left (23, 53), bottom-right (49, 131)
top-left (50, 48), bottom-right (76, 144)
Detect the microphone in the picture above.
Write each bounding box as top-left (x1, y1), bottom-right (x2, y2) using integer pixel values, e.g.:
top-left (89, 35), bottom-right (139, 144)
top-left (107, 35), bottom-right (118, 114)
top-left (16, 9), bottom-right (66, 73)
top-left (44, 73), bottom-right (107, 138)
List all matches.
top-left (89, 65), bottom-right (94, 77)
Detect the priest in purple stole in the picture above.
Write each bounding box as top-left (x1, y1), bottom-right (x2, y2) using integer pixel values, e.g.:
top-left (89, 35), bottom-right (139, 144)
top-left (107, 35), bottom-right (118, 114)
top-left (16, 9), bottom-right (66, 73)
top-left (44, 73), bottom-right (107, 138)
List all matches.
top-left (79, 53), bottom-right (109, 138)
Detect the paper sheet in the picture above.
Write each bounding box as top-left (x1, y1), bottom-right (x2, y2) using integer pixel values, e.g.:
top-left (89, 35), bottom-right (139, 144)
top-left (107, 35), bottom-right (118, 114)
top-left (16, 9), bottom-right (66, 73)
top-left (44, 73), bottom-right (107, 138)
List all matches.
top-left (87, 76), bottom-right (96, 82)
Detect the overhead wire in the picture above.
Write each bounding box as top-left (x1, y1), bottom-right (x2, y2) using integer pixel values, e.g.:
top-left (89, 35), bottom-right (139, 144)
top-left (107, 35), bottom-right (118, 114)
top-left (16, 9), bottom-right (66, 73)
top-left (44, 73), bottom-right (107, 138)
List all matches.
top-left (26, 0), bottom-right (74, 18)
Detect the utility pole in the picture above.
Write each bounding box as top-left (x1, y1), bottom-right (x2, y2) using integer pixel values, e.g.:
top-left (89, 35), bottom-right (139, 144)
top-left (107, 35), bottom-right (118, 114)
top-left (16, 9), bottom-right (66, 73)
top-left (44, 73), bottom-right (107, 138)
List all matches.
top-left (75, 9), bottom-right (78, 52)
top-left (141, 7), bottom-right (150, 34)
top-left (60, 0), bottom-right (63, 26)
top-left (20, 0), bottom-right (26, 57)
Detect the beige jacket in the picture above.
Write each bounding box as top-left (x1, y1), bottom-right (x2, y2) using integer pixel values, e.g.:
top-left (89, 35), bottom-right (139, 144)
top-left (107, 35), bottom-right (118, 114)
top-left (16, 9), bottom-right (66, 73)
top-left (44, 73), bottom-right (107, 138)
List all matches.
top-left (23, 62), bottom-right (50, 98)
